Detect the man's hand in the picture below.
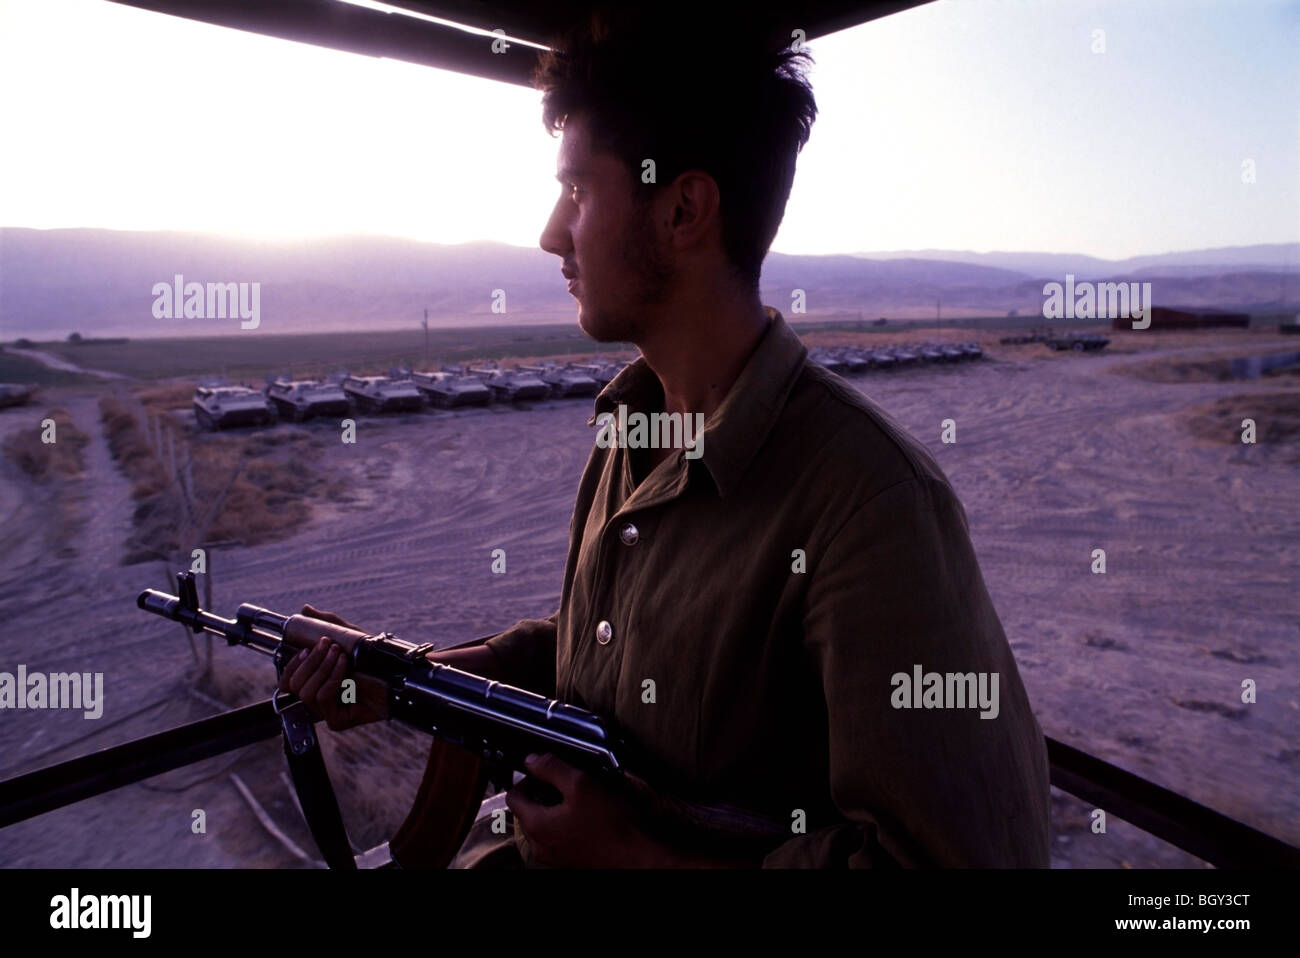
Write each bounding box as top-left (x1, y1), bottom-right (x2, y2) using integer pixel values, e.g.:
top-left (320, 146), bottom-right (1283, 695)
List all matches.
top-left (507, 754), bottom-right (773, 868)
top-left (298, 604), bottom-right (362, 633)
top-left (276, 605), bottom-right (388, 730)
top-left (505, 753), bottom-right (672, 868)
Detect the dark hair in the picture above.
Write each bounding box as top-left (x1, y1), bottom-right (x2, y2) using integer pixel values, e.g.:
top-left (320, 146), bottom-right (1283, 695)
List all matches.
top-left (534, 9), bottom-right (817, 290)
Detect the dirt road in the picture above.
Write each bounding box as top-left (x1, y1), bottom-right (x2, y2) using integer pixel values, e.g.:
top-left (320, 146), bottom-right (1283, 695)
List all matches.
top-left (1, 332), bottom-right (1296, 867)
top-left (4, 347), bottom-right (133, 380)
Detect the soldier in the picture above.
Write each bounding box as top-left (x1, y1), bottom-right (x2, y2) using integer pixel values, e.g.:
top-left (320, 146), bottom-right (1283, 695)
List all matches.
top-left (283, 7), bottom-right (1051, 868)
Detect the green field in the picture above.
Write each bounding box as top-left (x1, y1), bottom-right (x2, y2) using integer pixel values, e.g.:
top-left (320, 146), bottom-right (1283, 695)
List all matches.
top-left (4, 325), bottom-right (632, 382)
top-left (0, 352), bottom-right (101, 386)
top-left (4, 310), bottom-right (1293, 385)
top-left (0, 313), bottom-right (1096, 384)
top-left (793, 310), bottom-right (1297, 336)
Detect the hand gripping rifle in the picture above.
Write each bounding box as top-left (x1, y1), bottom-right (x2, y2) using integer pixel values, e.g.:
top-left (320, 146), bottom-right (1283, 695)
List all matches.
top-left (137, 572), bottom-right (791, 868)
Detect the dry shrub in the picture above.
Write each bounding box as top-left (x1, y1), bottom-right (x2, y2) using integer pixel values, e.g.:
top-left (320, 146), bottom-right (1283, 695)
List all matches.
top-left (196, 654), bottom-right (268, 707)
top-left (102, 394), bottom-right (334, 561)
top-left (136, 382), bottom-right (195, 413)
top-left (2, 408), bottom-right (89, 478)
top-left (1185, 391), bottom-right (1300, 458)
top-left (207, 468), bottom-right (312, 544)
top-left (1116, 356), bottom-right (1235, 383)
top-left (2, 408), bottom-right (91, 561)
top-left (191, 433), bottom-right (328, 545)
top-left (99, 395), bottom-right (170, 498)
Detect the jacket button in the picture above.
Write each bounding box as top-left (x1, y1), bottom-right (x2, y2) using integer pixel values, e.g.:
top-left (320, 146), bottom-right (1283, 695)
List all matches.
top-left (619, 522), bottom-right (639, 546)
top-left (595, 620), bottom-right (613, 645)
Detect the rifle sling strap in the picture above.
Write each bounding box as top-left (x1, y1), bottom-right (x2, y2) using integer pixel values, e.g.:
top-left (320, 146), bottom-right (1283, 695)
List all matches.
top-left (275, 692), bottom-right (358, 870)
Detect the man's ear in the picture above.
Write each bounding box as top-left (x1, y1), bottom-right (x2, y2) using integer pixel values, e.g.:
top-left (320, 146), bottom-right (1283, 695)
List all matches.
top-left (666, 170), bottom-right (720, 247)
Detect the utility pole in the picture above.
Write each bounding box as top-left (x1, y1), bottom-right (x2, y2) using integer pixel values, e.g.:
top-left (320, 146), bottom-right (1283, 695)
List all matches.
top-left (422, 308), bottom-right (430, 366)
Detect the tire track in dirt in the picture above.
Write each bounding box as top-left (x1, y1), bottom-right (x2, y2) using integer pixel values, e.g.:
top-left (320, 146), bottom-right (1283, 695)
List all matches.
top-left (851, 347), bottom-right (1300, 850)
top-left (4, 342), bottom-right (1296, 864)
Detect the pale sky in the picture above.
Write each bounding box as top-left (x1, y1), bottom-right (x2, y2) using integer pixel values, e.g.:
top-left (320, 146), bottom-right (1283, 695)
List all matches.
top-left (0, 0), bottom-right (1296, 260)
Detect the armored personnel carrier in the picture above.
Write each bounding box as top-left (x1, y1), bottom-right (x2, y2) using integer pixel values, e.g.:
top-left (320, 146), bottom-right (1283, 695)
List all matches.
top-left (835, 348), bottom-right (869, 374)
top-left (868, 348), bottom-right (897, 370)
top-left (411, 370), bottom-right (492, 408)
top-left (265, 379), bottom-right (351, 421)
top-left (888, 345), bottom-right (920, 366)
top-left (467, 363), bottom-right (550, 402)
top-left (193, 384), bottom-right (275, 430)
top-left (571, 360), bottom-right (628, 386)
top-left (1000, 328), bottom-right (1048, 345)
top-left (518, 362), bottom-right (599, 398)
top-left (1045, 332), bottom-right (1110, 352)
top-left (809, 349), bottom-right (847, 374)
top-left (340, 375), bottom-right (424, 413)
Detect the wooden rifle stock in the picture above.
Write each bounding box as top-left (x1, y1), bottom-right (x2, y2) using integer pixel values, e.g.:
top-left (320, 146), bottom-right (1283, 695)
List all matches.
top-left (389, 738), bottom-right (491, 868)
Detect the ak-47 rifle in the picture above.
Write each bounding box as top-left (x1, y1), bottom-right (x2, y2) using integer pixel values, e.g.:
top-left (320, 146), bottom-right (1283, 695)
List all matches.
top-left (137, 572), bottom-right (791, 868)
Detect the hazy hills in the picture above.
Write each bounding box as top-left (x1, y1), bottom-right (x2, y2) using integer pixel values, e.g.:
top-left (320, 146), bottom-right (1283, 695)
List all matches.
top-left (850, 244), bottom-right (1299, 277)
top-left (1, 228), bottom-right (1295, 340)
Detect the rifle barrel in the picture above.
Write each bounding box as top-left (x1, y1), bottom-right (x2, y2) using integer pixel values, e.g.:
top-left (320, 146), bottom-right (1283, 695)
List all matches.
top-left (135, 581), bottom-right (623, 780)
top-left (135, 576), bottom-right (792, 845)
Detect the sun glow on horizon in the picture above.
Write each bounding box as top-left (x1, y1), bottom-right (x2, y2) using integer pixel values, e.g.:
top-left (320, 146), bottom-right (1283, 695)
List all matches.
top-left (0, 0), bottom-right (1295, 261)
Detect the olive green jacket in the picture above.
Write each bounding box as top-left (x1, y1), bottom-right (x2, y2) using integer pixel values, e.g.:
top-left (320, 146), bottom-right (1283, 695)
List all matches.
top-left (475, 308), bottom-right (1052, 868)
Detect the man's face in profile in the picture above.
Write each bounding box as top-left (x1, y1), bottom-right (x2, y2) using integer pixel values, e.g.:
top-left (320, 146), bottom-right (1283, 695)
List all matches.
top-left (540, 113), bottom-right (673, 344)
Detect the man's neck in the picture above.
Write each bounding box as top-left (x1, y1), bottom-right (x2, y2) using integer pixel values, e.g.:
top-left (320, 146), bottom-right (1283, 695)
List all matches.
top-left (636, 287), bottom-right (770, 421)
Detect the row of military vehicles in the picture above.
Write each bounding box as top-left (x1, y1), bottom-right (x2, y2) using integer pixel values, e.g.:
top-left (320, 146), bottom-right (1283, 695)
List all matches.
top-left (195, 342), bottom-right (990, 430)
top-left (808, 340), bottom-right (984, 375)
top-left (192, 359), bottom-right (628, 431)
top-left (999, 329), bottom-right (1111, 351)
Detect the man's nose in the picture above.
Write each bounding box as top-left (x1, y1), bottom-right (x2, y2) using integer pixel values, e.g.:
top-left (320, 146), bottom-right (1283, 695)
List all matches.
top-left (539, 201), bottom-right (570, 259)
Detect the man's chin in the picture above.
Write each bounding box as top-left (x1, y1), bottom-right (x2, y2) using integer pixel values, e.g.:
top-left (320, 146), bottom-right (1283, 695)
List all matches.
top-left (577, 305), bottom-right (632, 344)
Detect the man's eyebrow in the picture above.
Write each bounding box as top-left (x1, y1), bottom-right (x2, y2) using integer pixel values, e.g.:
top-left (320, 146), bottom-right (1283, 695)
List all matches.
top-left (555, 167), bottom-right (589, 183)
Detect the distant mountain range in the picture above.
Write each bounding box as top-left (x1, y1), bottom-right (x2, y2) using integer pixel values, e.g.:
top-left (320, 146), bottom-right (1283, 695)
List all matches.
top-left (1, 228), bottom-right (1296, 340)
top-left (847, 244), bottom-right (1300, 276)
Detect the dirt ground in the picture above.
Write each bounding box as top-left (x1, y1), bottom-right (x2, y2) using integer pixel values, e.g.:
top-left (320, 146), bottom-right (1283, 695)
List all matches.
top-left (0, 326), bottom-right (1296, 868)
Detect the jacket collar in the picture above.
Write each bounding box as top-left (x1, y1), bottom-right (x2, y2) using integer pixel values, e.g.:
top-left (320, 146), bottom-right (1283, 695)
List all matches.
top-left (588, 306), bottom-right (807, 498)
